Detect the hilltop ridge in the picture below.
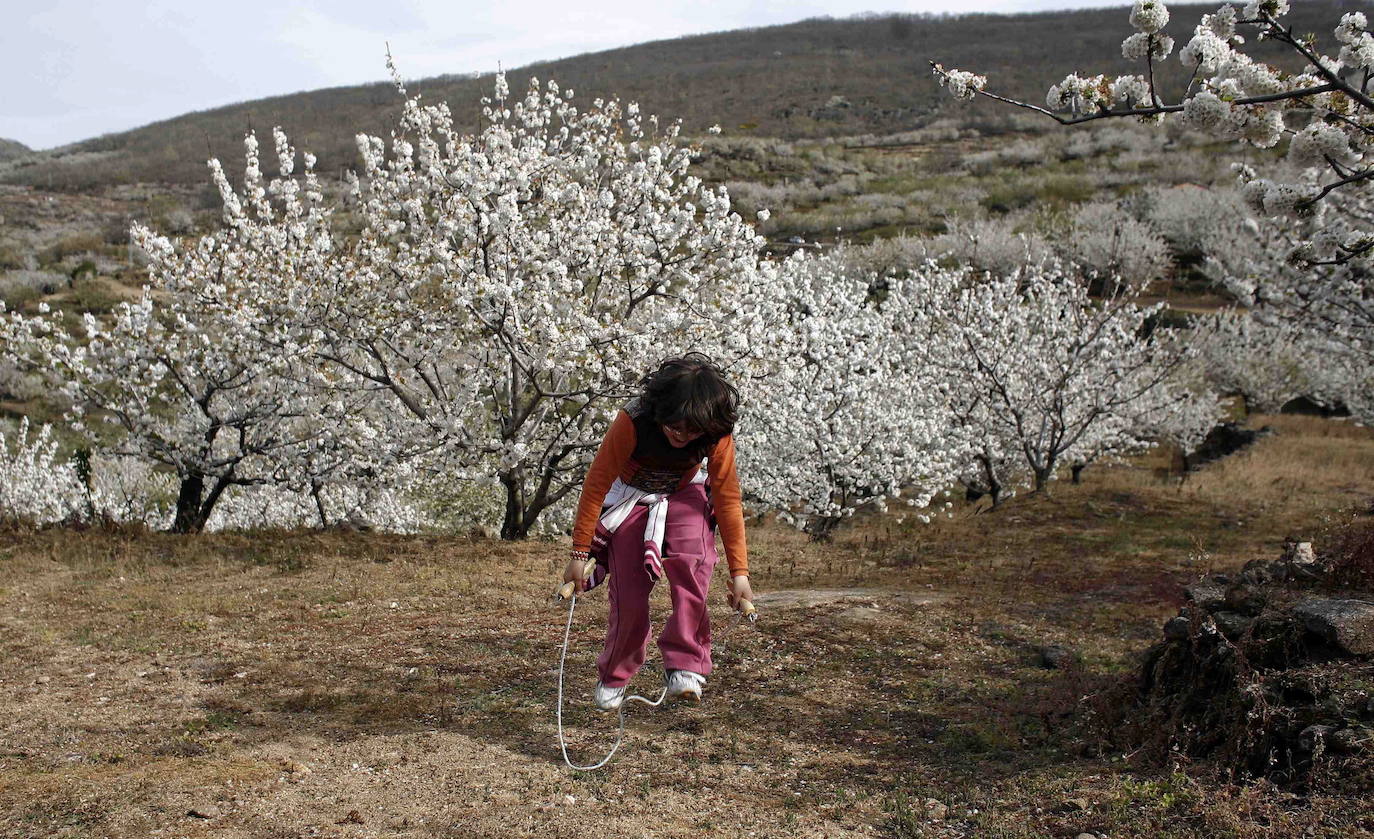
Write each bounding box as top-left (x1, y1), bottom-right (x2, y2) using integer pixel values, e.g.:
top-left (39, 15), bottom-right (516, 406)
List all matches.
top-left (1, 1), bottom-right (1360, 191)
top-left (0, 139), bottom-right (32, 163)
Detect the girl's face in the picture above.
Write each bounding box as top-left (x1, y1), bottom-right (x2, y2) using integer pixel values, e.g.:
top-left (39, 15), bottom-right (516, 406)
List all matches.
top-left (661, 420), bottom-right (702, 448)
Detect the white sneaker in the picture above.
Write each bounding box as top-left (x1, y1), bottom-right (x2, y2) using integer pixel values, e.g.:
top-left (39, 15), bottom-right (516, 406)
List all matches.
top-left (665, 669), bottom-right (705, 702)
top-left (594, 681), bottom-right (625, 711)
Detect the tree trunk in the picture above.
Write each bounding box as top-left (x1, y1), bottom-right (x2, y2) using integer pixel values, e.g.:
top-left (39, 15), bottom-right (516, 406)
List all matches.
top-left (311, 480), bottom-right (328, 528)
top-left (172, 473), bottom-right (207, 533)
top-left (1071, 463), bottom-right (1086, 484)
top-left (171, 471), bottom-right (235, 533)
top-left (73, 447), bottom-right (95, 520)
top-left (979, 456), bottom-right (1003, 509)
top-left (499, 473), bottom-right (529, 540)
top-left (807, 515), bottom-right (843, 542)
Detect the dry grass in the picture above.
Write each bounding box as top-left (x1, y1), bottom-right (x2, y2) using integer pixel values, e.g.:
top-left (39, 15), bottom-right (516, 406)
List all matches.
top-left (1180, 414), bottom-right (1374, 517)
top-left (2, 416), bottom-right (1373, 838)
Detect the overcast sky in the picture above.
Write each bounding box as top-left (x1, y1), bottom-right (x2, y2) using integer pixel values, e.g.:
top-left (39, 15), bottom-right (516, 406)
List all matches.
top-left (4, 0), bottom-right (1125, 151)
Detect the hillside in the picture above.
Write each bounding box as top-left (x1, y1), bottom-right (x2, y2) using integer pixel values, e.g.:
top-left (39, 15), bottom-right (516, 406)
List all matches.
top-left (0, 139), bottom-right (32, 162)
top-left (0, 1), bottom-right (1361, 190)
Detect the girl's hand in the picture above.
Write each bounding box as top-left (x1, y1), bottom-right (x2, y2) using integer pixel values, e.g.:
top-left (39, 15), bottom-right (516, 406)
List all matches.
top-left (564, 555), bottom-right (592, 590)
top-left (727, 574), bottom-right (755, 611)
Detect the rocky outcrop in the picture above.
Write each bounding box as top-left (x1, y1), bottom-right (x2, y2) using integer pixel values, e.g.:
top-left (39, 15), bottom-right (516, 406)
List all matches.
top-left (1185, 422), bottom-right (1272, 472)
top-left (1127, 540), bottom-right (1374, 787)
top-left (1293, 599), bottom-right (1374, 656)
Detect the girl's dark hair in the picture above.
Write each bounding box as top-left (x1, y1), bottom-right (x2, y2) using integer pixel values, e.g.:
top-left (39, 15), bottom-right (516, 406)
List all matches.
top-left (639, 353), bottom-right (739, 454)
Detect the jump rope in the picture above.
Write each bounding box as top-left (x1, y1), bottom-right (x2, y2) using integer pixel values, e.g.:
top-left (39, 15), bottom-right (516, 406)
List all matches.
top-left (553, 557), bottom-right (757, 771)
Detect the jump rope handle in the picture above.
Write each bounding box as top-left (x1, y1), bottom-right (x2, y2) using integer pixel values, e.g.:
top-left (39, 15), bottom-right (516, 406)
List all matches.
top-left (555, 557), bottom-right (598, 602)
top-left (556, 558), bottom-right (757, 623)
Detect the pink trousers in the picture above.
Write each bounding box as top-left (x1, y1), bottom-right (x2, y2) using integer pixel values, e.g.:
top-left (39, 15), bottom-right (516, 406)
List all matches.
top-left (596, 482), bottom-right (720, 687)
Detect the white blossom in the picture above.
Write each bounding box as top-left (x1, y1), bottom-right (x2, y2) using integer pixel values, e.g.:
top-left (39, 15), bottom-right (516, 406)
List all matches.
top-left (736, 250), bottom-right (960, 537)
top-left (1242, 0), bottom-right (1289, 20)
top-left (905, 263), bottom-right (1205, 492)
top-left (1048, 73), bottom-right (1111, 113)
top-left (1289, 121), bottom-right (1361, 167)
top-left (1126, 1), bottom-right (1170, 35)
top-left (1337, 14), bottom-right (1374, 71)
top-left (1, 71), bottom-right (775, 537)
top-left (1181, 91), bottom-right (1230, 130)
top-left (1122, 33), bottom-right (1174, 61)
top-left (933, 65), bottom-right (987, 101)
top-left (0, 419), bottom-right (86, 526)
top-left (1129, 1), bottom-right (1170, 35)
top-left (1110, 74), bottom-right (1153, 107)
top-left (1203, 5), bottom-right (1240, 41)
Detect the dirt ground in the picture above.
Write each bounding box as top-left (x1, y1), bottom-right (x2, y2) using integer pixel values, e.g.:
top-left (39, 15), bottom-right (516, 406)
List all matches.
top-left (3, 415), bottom-right (1374, 838)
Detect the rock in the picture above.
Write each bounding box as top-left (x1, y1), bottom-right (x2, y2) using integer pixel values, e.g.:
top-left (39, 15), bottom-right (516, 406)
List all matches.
top-left (1224, 583), bottom-right (1268, 617)
top-left (336, 810), bottom-right (364, 825)
top-left (1332, 727), bottom-right (1370, 753)
top-left (1238, 559), bottom-right (1277, 586)
top-left (1280, 396), bottom-right (1350, 417)
top-left (1283, 541), bottom-right (1317, 565)
top-left (278, 758), bottom-right (312, 775)
top-left (1038, 645), bottom-right (1078, 669)
top-left (1212, 611), bottom-right (1254, 641)
top-left (923, 798), bottom-right (947, 820)
top-left (1135, 548), bottom-right (1371, 786)
top-left (1189, 422), bottom-right (1263, 469)
top-left (1293, 599), bottom-right (1374, 655)
top-left (1184, 580), bottom-right (1226, 611)
top-left (1299, 724), bottom-right (1335, 752)
top-left (1060, 797), bottom-right (1091, 813)
top-left (1076, 834), bottom-right (1098, 839)
top-left (187, 804), bottom-right (221, 819)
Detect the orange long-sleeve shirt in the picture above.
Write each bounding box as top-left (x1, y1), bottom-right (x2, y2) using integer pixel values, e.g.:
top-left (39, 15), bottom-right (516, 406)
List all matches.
top-left (571, 407), bottom-right (748, 577)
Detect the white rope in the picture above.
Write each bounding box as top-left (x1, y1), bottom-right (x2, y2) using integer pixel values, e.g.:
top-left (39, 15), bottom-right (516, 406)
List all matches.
top-left (555, 589), bottom-right (666, 771)
top-left (554, 577), bottom-right (755, 772)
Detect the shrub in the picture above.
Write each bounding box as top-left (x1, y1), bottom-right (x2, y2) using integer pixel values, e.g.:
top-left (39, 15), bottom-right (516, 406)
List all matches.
top-left (1131, 184), bottom-right (1247, 260)
top-left (980, 174), bottom-right (1094, 214)
top-left (833, 234), bottom-right (932, 278)
top-left (0, 243), bottom-right (26, 270)
top-left (1061, 201), bottom-right (1170, 291)
top-left (69, 259), bottom-right (97, 283)
top-left (102, 217), bottom-right (132, 246)
top-left (1327, 517), bottom-right (1374, 593)
top-left (1036, 174), bottom-right (1096, 205)
top-left (0, 270), bottom-right (67, 305)
top-left (929, 215), bottom-right (1053, 276)
top-left (962, 138), bottom-right (1044, 175)
top-left (0, 419), bottom-right (87, 527)
top-left (39, 233), bottom-right (105, 265)
top-left (70, 277), bottom-right (122, 314)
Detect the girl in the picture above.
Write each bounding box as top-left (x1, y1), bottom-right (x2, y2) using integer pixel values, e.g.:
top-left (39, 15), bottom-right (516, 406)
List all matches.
top-left (563, 353), bottom-right (754, 710)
